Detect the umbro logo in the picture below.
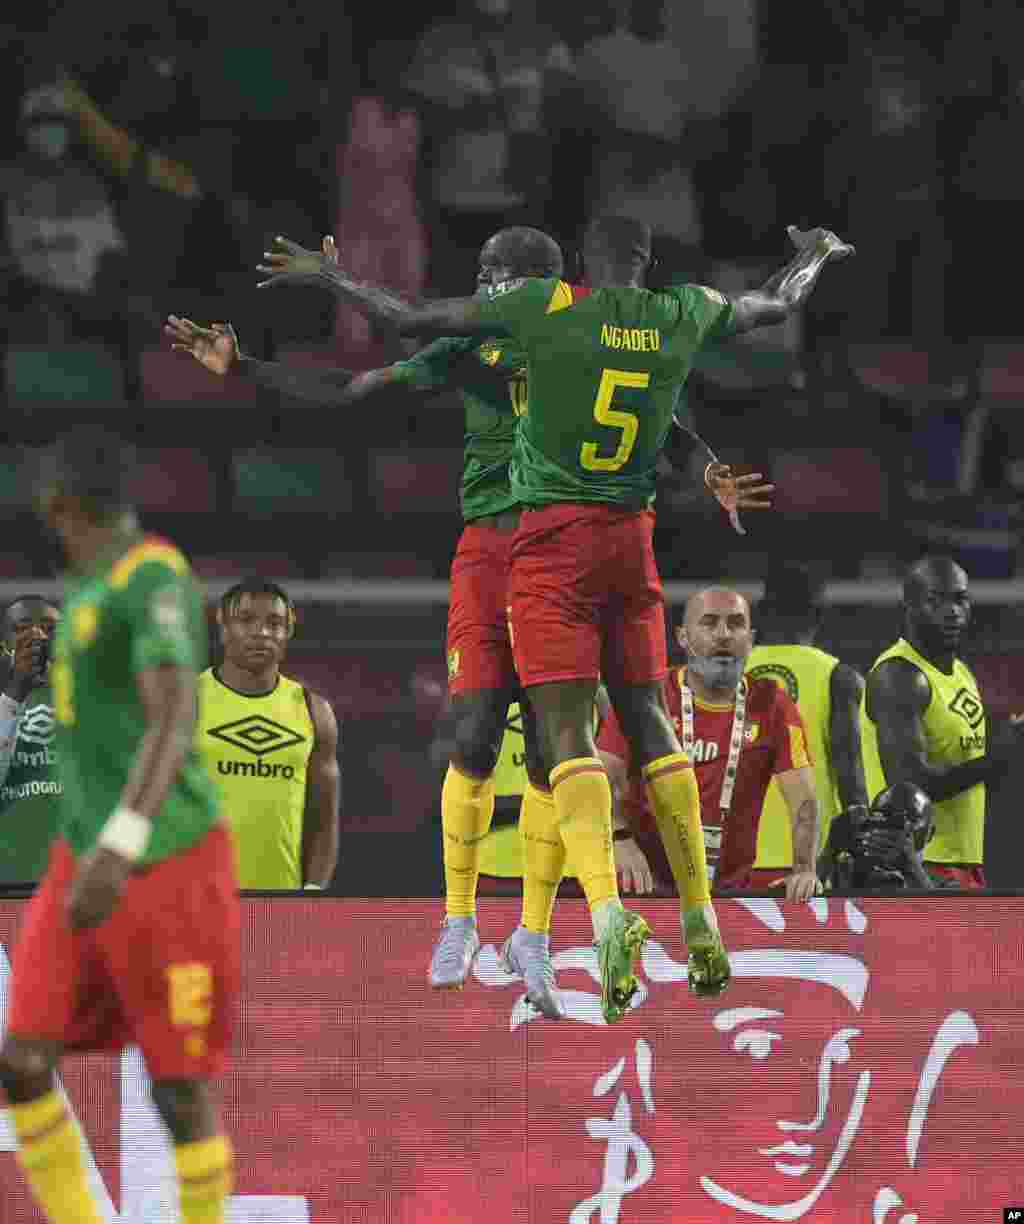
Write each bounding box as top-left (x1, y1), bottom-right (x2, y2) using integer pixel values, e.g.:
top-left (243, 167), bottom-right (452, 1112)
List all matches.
top-left (948, 687), bottom-right (984, 730)
top-left (18, 703), bottom-right (55, 746)
top-left (207, 715), bottom-right (305, 757)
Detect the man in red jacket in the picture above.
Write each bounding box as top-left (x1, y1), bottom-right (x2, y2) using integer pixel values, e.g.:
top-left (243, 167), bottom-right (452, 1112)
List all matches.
top-left (598, 587), bottom-right (821, 899)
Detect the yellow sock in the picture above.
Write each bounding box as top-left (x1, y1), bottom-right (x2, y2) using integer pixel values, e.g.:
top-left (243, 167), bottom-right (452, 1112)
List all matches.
top-left (643, 753), bottom-right (711, 910)
top-left (442, 764), bottom-right (495, 917)
top-left (520, 783), bottom-right (565, 933)
top-left (176, 1134), bottom-right (234, 1224)
top-left (11, 1089), bottom-right (104, 1224)
top-left (550, 757), bottom-right (619, 911)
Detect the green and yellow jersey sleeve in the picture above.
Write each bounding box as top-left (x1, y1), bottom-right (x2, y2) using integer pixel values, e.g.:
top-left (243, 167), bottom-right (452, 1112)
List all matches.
top-left (658, 284), bottom-right (736, 346)
top-left (120, 559), bottom-right (205, 674)
top-left (390, 335), bottom-right (480, 391)
top-left (476, 277), bottom-right (569, 342)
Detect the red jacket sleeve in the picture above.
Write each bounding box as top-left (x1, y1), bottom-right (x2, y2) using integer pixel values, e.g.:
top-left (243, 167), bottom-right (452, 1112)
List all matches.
top-left (770, 689), bottom-right (814, 775)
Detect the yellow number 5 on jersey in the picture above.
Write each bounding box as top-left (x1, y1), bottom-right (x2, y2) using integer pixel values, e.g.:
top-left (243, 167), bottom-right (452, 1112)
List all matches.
top-left (580, 368), bottom-right (648, 472)
top-left (166, 962), bottom-right (213, 1028)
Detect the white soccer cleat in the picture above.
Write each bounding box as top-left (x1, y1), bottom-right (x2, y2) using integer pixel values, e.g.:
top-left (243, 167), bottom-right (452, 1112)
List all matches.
top-left (500, 926), bottom-right (566, 1020)
top-left (429, 916), bottom-right (480, 990)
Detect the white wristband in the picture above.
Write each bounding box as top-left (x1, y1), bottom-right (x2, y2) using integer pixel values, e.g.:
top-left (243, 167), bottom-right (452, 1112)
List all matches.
top-left (303, 883), bottom-right (323, 891)
top-left (97, 807), bottom-right (152, 862)
top-left (703, 462), bottom-right (716, 489)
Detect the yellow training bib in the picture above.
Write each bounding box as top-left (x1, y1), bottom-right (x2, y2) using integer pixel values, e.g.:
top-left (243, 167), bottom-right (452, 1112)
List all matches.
top-left (747, 644), bottom-right (841, 869)
top-left (861, 638), bottom-right (985, 865)
top-left (197, 668), bottom-right (314, 888)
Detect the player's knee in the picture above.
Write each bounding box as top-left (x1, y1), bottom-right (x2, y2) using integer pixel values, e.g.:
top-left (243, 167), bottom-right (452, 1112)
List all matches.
top-left (151, 1078), bottom-right (215, 1145)
top-left (0, 1039), bottom-right (57, 1102)
top-left (625, 699), bottom-right (677, 766)
top-left (451, 705), bottom-right (503, 778)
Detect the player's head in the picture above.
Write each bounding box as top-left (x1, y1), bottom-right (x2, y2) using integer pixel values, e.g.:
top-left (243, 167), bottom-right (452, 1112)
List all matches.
top-left (217, 578), bottom-right (296, 676)
top-left (477, 227), bottom-right (564, 296)
top-left (757, 564), bottom-right (825, 644)
top-left (34, 426), bottom-right (137, 560)
top-left (676, 587), bottom-right (754, 694)
top-left (2, 595), bottom-right (61, 677)
top-left (902, 555), bottom-right (970, 658)
top-left (582, 215), bottom-right (653, 286)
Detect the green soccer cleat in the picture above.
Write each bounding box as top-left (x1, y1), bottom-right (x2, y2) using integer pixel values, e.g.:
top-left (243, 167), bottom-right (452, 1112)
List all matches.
top-left (683, 904), bottom-right (731, 998)
top-left (598, 908), bottom-right (651, 1024)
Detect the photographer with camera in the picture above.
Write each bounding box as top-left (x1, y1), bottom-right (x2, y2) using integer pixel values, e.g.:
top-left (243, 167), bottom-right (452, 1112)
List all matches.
top-left (0, 597), bottom-right (62, 885)
top-left (818, 781), bottom-right (938, 891)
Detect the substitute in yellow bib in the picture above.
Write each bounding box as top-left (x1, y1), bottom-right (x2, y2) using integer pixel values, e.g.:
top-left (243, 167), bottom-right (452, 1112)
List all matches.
top-left (748, 565), bottom-right (869, 888)
top-left (198, 579), bottom-right (340, 890)
top-left (861, 556), bottom-right (1023, 889)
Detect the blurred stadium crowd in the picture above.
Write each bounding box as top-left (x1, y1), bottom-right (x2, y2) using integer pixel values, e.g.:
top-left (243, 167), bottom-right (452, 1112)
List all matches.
top-left (1, 0), bottom-right (1023, 892)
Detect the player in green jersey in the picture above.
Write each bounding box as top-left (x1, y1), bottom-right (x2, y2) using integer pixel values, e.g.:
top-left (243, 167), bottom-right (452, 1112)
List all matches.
top-left (0, 427), bottom-right (239, 1224)
top-left (169, 228), bottom-right (570, 1012)
top-left (0, 595), bottom-right (62, 884)
top-left (257, 214), bottom-right (852, 1021)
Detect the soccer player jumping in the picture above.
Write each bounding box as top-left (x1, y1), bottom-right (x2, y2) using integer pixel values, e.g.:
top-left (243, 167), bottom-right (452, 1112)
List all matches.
top-left (259, 218), bottom-right (851, 1021)
top-left (0, 427), bottom-right (238, 1224)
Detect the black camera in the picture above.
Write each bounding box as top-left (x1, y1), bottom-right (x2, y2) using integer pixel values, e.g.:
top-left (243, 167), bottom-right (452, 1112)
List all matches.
top-left (824, 783), bottom-right (934, 889)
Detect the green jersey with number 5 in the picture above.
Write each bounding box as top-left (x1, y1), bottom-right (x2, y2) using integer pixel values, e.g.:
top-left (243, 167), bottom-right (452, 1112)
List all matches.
top-left (477, 278), bottom-right (734, 509)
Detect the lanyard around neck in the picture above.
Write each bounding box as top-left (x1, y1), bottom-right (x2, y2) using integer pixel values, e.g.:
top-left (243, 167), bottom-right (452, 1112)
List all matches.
top-left (679, 670), bottom-right (747, 823)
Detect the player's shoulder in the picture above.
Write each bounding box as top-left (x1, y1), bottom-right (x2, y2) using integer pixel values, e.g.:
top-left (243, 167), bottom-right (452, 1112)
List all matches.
top-left (281, 673), bottom-right (332, 716)
top-left (108, 535), bottom-right (191, 593)
top-left (656, 282), bottom-right (729, 309)
top-left (488, 277), bottom-right (583, 316)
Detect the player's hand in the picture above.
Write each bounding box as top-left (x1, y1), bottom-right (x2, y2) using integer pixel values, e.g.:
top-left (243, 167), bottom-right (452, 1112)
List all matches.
top-left (6, 629), bottom-right (48, 701)
top-left (705, 463), bottom-right (774, 535)
top-left (786, 225), bottom-right (855, 261)
top-left (784, 869), bottom-right (822, 902)
top-left (614, 835), bottom-right (655, 895)
top-left (256, 236), bottom-right (332, 289)
top-left (164, 316), bottom-right (239, 376)
top-left (67, 848), bottom-right (132, 930)
top-left (322, 234), bottom-right (339, 264)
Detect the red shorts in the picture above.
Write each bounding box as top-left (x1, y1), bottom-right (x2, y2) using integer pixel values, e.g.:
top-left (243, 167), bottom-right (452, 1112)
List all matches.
top-left (447, 523), bottom-right (517, 696)
top-left (509, 504), bottom-right (667, 689)
top-left (925, 863), bottom-right (988, 890)
top-left (7, 826), bottom-right (240, 1080)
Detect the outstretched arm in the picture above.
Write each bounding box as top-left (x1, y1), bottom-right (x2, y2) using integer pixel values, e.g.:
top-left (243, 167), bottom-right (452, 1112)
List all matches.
top-left (727, 226), bottom-right (855, 334)
top-left (256, 237), bottom-right (503, 339)
top-left (164, 316), bottom-right (401, 406)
